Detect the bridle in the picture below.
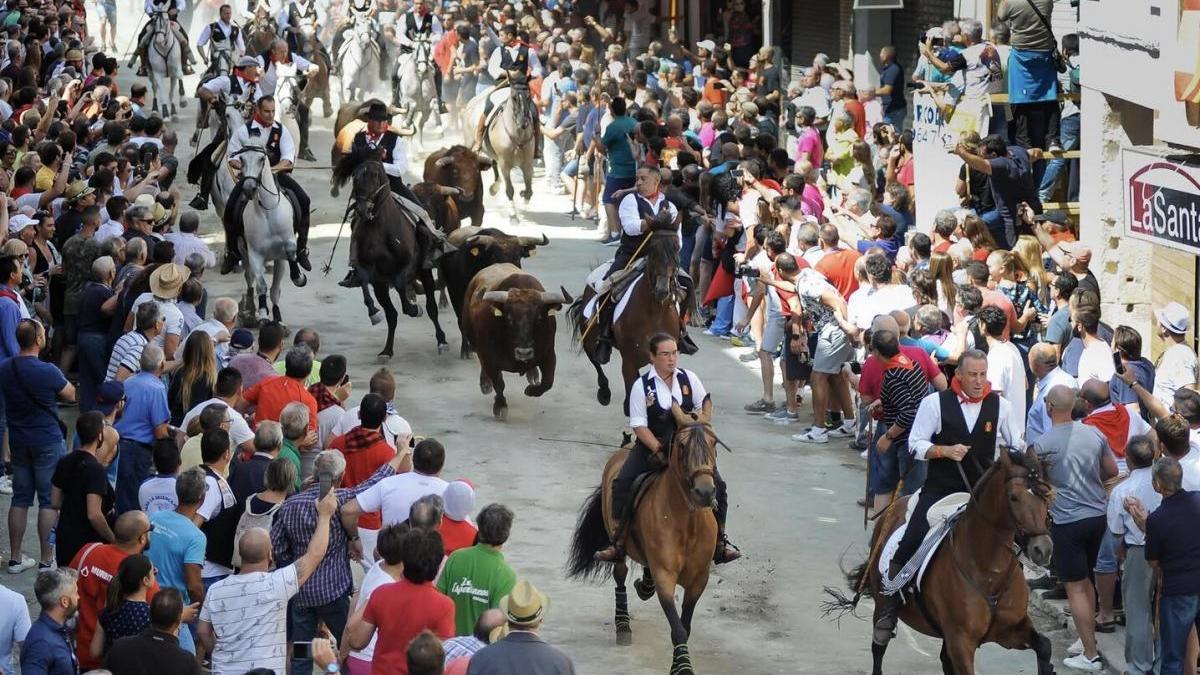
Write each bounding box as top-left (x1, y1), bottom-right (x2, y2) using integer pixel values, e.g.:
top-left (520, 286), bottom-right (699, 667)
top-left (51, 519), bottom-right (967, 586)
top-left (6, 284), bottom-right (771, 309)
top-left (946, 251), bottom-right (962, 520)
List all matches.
top-left (671, 418), bottom-right (732, 510)
top-left (234, 145), bottom-right (281, 207)
top-left (351, 164), bottom-right (390, 221)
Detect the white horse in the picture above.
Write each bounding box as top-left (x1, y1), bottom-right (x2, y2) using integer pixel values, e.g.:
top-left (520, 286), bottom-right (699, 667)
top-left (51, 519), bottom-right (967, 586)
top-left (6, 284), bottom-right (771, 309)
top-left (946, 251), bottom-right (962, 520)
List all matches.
top-left (147, 10), bottom-right (185, 119)
top-left (233, 134), bottom-right (306, 325)
top-left (210, 103), bottom-right (246, 220)
top-left (273, 62), bottom-right (306, 161)
top-left (395, 37), bottom-right (438, 150)
top-left (338, 20), bottom-right (380, 104)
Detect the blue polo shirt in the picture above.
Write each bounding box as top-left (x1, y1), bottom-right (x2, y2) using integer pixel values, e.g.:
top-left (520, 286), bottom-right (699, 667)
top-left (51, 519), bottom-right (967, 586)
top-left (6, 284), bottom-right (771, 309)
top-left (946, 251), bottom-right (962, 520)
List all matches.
top-left (1146, 490), bottom-right (1200, 596)
top-left (0, 355), bottom-right (68, 448)
top-left (115, 372), bottom-right (170, 445)
top-left (19, 613), bottom-right (77, 675)
top-left (602, 114), bottom-right (638, 179)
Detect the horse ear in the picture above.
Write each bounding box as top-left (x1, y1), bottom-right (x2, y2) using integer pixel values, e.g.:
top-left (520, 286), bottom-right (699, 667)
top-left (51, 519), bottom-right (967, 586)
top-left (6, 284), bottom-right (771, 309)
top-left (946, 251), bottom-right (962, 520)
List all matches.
top-left (700, 397), bottom-right (713, 423)
top-left (670, 402), bottom-right (688, 426)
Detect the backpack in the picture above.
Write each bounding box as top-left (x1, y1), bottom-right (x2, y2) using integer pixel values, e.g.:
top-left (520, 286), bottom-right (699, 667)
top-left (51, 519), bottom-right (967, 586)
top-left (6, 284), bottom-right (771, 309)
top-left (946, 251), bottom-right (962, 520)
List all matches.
top-left (231, 495), bottom-right (283, 568)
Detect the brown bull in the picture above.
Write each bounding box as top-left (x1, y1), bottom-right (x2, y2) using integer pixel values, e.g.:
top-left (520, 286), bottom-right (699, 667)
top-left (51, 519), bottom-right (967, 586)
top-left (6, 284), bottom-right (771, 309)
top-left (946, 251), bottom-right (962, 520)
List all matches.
top-left (410, 182), bottom-right (463, 237)
top-left (423, 145), bottom-right (494, 228)
top-left (462, 263), bottom-right (570, 420)
top-left (442, 226), bottom-right (549, 356)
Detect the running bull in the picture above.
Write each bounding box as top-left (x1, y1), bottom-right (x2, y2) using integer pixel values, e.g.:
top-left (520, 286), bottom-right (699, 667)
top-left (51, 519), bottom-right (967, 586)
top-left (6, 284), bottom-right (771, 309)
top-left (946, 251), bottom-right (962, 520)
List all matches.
top-left (423, 145), bottom-right (494, 228)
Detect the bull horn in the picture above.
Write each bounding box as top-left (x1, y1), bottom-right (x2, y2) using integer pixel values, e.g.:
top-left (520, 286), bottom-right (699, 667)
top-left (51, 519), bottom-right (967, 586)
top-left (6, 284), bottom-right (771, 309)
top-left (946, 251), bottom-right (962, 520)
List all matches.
top-left (481, 291), bottom-right (509, 304)
top-left (435, 156), bottom-right (455, 168)
top-left (516, 233), bottom-right (549, 247)
top-left (540, 291), bottom-right (566, 305)
top-left (560, 285), bottom-right (574, 304)
top-left (434, 184), bottom-right (463, 196)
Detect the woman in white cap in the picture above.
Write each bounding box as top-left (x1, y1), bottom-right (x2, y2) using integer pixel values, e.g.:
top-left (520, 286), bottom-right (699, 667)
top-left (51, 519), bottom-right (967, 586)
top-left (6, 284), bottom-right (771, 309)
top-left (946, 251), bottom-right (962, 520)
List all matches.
top-left (1154, 301), bottom-right (1199, 409)
top-left (439, 479), bottom-right (477, 555)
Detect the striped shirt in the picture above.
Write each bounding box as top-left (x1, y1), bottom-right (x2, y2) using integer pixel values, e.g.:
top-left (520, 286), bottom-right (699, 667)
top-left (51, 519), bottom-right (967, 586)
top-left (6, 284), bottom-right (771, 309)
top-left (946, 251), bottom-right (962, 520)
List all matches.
top-left (106, 331), bottom-right (149, 380)
top-left (879, 362), bottom-right (930, 437)
top-left (198, 563), bottom-right (299, 675)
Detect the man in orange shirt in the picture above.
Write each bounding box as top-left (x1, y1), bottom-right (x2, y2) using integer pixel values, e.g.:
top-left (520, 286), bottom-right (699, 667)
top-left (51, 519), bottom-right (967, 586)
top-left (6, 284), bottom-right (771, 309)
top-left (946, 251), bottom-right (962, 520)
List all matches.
top-left (69, 510), bottom-right (159, 670)
top-left (813, 224), bottom-right (861, 300)
top-left (329, 393), bottom-right (396, 563)
top-left (243, 344), bottom-right (318, 434)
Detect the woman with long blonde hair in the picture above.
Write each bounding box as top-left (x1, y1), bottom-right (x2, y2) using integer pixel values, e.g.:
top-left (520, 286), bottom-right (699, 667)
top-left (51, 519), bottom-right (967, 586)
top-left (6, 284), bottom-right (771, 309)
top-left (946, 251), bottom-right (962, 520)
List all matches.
top-left (1012, 235), bottom-right (1052, 312)
top-left (928, 252), bottom-right (957, 315)
top-left (987, 249), bottom-right (1039, 345)
top-left (168, 331), bottom-right (217, 426)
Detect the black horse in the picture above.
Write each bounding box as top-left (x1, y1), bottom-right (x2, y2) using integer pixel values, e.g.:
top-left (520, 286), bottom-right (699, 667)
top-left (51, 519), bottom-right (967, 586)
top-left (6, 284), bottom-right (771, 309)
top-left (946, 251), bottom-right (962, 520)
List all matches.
top-left (332, 147), bottom-right (449, 358)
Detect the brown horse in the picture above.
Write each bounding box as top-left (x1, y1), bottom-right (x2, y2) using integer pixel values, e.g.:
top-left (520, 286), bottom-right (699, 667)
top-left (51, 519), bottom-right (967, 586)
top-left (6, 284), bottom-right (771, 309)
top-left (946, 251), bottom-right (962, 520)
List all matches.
top-left (295, 25), bottom-right (333, 118)
top-left (568, 401), bottom-right (723, 675)
top-left (827, 447), bottom-right (1057, 675)
top-left (568, 229), bottom-right (681, 415)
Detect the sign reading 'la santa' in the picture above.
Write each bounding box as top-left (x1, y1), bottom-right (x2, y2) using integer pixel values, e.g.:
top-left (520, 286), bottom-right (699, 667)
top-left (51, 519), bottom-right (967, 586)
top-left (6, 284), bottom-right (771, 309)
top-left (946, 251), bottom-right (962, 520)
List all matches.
top-left (1124, 147), bottom-right (1200, 256)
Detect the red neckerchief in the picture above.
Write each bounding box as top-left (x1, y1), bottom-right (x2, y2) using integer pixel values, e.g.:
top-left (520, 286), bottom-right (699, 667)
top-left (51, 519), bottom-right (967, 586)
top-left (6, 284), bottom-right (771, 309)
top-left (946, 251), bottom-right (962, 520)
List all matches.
top-left (271, 53), bottom-right (291, 65)
top-left (252, 111), bottom-right (270, 127)
top-left (308, 383), bottom-right (340, 412)
top-left (341, 426), bottom-right (385, 452)
top-left (236, 69), bottom-right (259, 84)
top-left (1084, 404), bottom-right (1132, 458)
top-left (366, 125), bottom-right (389, 141)
top-left (643, 190), bottom-right (661, 203)
top-left (879, 352), bottom-right (915, 372)
top-left (951, 376), bottom-right (992, 404)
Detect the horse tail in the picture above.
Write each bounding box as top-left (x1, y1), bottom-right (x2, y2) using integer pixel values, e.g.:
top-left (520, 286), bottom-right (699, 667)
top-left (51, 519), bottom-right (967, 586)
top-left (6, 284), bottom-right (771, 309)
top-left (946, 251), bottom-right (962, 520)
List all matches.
top-left (565, 294), bottom-right (587, 352)
top-left (566, 485), bottom-right (611, 582)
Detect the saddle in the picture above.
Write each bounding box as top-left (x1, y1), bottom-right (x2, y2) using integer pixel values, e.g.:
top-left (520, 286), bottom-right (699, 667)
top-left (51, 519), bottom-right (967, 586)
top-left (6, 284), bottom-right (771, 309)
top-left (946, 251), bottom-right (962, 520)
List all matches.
top-left (878, 491), bottom-right (970, 594)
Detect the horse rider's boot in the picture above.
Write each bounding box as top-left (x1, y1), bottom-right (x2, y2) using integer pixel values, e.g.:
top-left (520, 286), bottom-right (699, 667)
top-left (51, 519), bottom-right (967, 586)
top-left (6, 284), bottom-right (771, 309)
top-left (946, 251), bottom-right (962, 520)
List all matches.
top-left (872, 563), bottom-right (904, 647)
top-left (339, 267), bottom-right (364, 288)
top-left (712, 527), bottom-right (742, 564)
top-left (592, 302), bottom-right (615, 365)
top-left (593, 518), bottom-right (627, 562)
top-left (472, 114), bottom-right (488, 152)
top-left (678, 328), bottom-right (699, 355)
top-left (134, 47), bottom-right (148, 77)
top-left (220, 248), bottom-right (241, 275)
top-left (189, 191), bottom-right (208, 211)
top-left (296, 248), bottom-right (312, 272)
top-left (437, 98), bottom-right (448, 115)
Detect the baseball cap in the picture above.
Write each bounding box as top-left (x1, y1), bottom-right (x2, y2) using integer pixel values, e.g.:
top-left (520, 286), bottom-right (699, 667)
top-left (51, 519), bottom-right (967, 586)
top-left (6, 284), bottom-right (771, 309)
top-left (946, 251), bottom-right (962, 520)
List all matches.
top-left (95, 381), bottom-right (125, 415)
top-left (230, 328), bottom-right (255, 350)
top-left (696, 39), bottom-right (715, 53)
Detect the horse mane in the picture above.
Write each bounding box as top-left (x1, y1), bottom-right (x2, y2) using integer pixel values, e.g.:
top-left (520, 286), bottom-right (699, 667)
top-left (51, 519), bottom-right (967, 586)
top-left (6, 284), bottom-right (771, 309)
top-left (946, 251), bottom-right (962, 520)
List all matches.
top-left (331, 146), bottom-right (378, 189)
top-left (674, 418), bottom-right (715, 475)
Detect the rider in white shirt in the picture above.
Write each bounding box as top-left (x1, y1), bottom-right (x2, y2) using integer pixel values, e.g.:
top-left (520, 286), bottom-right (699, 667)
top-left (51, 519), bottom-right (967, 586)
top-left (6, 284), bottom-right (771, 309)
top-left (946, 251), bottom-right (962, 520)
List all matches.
top-left (473, 24), bottom-right (544, 152)
top-left (197, 4), bottom-right (247, 79)
top-left (256, 39), bottom-right (319, 162)
top-left (329, 0), bottom-right (387, 79)
top-left (396, 0), bottom-right (447, 113)
top-left (191, 57), bottom-right (262, 211)
top-left (131, 0), bottom-right (196, 76)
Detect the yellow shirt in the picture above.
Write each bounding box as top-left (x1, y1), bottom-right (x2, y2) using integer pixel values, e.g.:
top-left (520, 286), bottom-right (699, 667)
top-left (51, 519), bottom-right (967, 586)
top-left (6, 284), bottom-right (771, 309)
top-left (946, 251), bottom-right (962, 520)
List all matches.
top-left (34, 165), bottom-right (55, 192)
top-left (180, 435), bottom-right (230, 477)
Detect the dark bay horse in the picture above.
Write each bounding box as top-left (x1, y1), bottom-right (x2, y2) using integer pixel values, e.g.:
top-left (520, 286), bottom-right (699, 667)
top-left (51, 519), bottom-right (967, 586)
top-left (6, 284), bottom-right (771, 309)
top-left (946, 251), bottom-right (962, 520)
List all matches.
top-left (827, 447), bottom-right (1056, 675)
top-left (568, 229), bottom-right (682, 414)
top-left (568, 401), bottom-right (723, 675)
top-left (331, 147), bottom-right (449, 358)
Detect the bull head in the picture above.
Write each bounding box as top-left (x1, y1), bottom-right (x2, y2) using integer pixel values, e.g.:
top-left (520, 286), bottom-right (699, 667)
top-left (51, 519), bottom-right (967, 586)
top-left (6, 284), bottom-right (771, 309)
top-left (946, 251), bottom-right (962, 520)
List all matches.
top-left (482, 290), bottom-right (509, 316)
top-left (434, 155), bottom-right (455, 169)
top-left (466, 235), bottom-right (497, 259)
top-left (517, 233), bottom-right (549, 257)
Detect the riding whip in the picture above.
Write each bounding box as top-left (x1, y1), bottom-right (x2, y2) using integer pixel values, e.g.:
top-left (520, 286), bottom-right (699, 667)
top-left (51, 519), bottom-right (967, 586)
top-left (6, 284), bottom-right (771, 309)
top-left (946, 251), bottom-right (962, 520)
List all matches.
top-left (537, 436), bottom-right (623, 449)
top-left (120, 16), bottom-right (150, 60)
top-left (322, 200), bottom-right (354, 275)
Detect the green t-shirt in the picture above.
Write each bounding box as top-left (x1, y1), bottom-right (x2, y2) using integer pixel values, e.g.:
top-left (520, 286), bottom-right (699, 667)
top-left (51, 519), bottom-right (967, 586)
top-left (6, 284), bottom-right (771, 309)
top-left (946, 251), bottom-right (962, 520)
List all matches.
top-left (280, 439), bottom-right (303, 490)
top-left (435, 544), bottom-right (517, 636)
top-left (602, 114), bottom-right (639, 179)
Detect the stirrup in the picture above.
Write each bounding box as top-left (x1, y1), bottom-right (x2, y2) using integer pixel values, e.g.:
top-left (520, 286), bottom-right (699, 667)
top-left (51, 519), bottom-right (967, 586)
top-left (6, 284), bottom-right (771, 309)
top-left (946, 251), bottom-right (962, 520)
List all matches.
top-left (713, 535), bottom-right (741, 564)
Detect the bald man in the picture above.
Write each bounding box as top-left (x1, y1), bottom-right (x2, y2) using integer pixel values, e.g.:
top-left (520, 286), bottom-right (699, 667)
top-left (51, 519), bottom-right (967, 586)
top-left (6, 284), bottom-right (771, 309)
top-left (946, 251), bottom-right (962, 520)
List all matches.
top-left (71, 510), bottom-right (159, 670)
top-left (1078, 378), bottom-right (1151, 466)
top-left (1026, 343), bottom-right (1076, 444)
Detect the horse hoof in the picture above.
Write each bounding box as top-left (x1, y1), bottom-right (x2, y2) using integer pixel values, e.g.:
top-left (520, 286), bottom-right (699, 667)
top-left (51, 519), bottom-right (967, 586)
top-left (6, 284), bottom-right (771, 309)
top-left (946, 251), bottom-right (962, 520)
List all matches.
top-left (597, 388), bottom-right (611, 406)
top-left (180, 100), bottom-right (188, 108)
top-left (633, 578), bottom-right (655, 601)
top-left (292, 273), bottom-right (307, 288)
top-left (493, 407), bottom-right (507, 421)
top-left (404, 307), bottom-right (422, 318)
top-left (615, 630), bottom-right (632, 646)
top-left (521, 191), bottom-right (533, 202)
top-left (377, 351), bottom-right (393, 362)
top-left (437, 342), bottom-right (449, 354)
top-left (331, 186), bottom-right (340, 198)
top-left (369, 311), bottom-right (384, 326)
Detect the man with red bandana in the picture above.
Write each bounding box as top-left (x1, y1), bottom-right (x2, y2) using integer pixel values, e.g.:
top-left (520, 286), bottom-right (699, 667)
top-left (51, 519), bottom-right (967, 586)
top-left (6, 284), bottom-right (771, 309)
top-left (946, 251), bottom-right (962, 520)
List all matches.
top-left (397, 0), bottom-right (447, 114)
top-left (873, 349), bottom-right (1025, 647)
top-left (190, 56), bottom-right (262, 212)
top-left (257, 39), bottom-right (320, 162)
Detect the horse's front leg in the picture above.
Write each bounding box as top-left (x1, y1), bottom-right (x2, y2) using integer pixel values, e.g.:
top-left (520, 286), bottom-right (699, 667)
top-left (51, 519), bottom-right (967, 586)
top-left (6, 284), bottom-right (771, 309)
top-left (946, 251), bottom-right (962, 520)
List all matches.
top-left (678, 572), bottom-right (709, 640)
top-left (613, 559), bottom-right (632, 645)
top-left (360, 282), bottom-right (383, 325)
top-left (942, 632), bottom-right (979, 675)
top-left (373, 282), bottom-right (398, 360)
top-left (651, 567), bottom-right (693, 675)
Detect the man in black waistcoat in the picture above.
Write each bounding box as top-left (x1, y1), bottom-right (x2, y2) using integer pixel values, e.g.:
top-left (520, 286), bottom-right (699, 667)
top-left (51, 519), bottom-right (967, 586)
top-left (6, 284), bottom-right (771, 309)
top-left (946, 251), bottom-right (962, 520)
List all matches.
top-left (593, 333), bottom-right (740, 564)
top-left (872, 349), bottom-right (1024, 646)
top-left (197, 428), bottom-right (241, 580)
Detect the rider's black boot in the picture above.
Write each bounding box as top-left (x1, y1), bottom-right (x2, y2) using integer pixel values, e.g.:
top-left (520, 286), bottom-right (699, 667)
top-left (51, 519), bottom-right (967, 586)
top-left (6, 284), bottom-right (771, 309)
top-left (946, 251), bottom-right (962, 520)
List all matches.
top-left (189, 193), bottom-right (208, 210)
top-left (296, 248), bottom-right (312, 272)
top-left (678, 329), bottom-right (699, 355)
top-left (873, 563), bottom-right (904, 646)
top-left (437, 99), bottom-right (448, 114)
top-left (220, 250), bottom-right (240, 275)
top-left (338, 268), bottom-right (363, 288)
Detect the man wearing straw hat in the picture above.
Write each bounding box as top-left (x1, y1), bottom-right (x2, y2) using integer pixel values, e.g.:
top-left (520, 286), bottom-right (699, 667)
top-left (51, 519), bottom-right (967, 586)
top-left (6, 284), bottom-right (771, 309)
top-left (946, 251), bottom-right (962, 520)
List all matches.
top-left (128, 262), bottom-right (189, 363)
top-left (466, 579), bottom-right (574, 674)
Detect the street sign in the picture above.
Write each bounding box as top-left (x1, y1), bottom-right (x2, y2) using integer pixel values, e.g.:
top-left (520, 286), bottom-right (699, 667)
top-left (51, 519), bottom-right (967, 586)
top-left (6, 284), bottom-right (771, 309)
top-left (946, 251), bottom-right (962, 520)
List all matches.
top-left (1124, 146), bottom-right (1200, 256)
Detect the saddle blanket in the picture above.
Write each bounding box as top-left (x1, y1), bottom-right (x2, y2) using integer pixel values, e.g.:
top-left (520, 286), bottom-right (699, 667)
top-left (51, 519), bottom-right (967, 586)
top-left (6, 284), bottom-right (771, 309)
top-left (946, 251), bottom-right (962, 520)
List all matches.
top-left (877, 490), bottom-right (969, 593)
top-left (582, 268), bottom-right (642, 325)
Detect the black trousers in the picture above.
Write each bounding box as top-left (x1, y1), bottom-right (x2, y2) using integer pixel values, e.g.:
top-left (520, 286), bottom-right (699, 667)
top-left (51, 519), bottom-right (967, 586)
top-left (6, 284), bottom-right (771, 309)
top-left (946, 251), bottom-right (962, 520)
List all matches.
top-left (1010, 101), bottom-right (1061, 151)
top-left (612, 441), bottom-right (728, 526)
top-left (224, 174), bottom-right (311, 253)
top-left (892, 486), bottom-right (951, 572)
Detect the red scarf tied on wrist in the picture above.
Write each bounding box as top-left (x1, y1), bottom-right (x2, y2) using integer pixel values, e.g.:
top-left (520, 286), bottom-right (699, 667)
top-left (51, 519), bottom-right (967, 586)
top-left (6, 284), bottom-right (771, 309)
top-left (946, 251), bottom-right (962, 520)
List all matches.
top-left (1084, 404), bottom-right (1131, 458)
top-left (951, 376), bottom-right (992, 404)
top-left (308, 383), bottom-right (340, 412)
top-left (342, 426), bottom-right (385, 452)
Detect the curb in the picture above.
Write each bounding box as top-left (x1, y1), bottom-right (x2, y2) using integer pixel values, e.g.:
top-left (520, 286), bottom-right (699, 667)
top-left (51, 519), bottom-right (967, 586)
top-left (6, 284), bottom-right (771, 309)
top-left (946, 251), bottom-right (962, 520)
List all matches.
top-left (1030, 588), bottom-right (1126, 674)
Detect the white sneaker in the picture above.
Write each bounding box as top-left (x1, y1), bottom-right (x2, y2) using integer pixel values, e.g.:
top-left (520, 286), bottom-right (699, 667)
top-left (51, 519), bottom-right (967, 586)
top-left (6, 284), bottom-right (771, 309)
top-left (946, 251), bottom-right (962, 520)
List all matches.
top-left (1066, 638), bottom-right (1083, 657)
top-left (0, 475), bottom-right (11, 495)
top-left (6, 556), bottom-right (35, 574)
top-left (792, 427), bottom-right (829, 443)
top-left (1062, 653), bottom-right (1102, 671)
top-left (827, 422), bottom-right (856, 439)
top-left (859, 449), bottom-right (869, 459)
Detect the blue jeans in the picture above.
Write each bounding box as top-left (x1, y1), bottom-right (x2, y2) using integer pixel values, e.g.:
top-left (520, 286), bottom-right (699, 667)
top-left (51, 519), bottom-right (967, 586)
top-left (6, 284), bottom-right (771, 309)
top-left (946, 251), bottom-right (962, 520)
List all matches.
top-left (10, 440), bottom-right (66, 508)
top-left (979, 208), bottom-right (1013, 250)
top-left (709, 294), bottom-right (734, 336)
top-left (680, 231), bottom-right (696, 270)
top-left (1160, 593), bottom-right (1200, 675)
top-left (76, 332), bottom-right (108, 413)
top-left (545, 139), bottom-right (564, 188)
top-left (883, 108), bottom-right (906, 132)
top-left (115, 438), bottom-right (154, 513)
top-left (1038, 113), bottom-right (1080, 202)
top-left (288, 595), bottom-right (350, 675)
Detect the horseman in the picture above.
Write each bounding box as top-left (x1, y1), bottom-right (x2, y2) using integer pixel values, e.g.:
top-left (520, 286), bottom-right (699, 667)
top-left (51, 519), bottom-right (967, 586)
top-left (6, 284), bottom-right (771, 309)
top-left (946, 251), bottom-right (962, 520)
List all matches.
top-left (220, 95), bottom-right (312, 280)
top-left (593, 332), bottom-right (740, 565)
top-left (472, 23), bottom-right (542, 155)
top-left (590, 165), bottom-right (699, 365)
top-left (397, 0), bottom-right (446, 114)
top-left (873, 350), bottom-right (1025, 648)
top-left (190, 56), bottom-right (261, 210)
top-left (130, 0), bottom-right (197, 76)
top-left (338, 101), bottom-right (446, 289)
top-left (258, 38), bottom-right (318, 161)
top-left (276, 0), bottom-right (331, 65)
top-left (196, 3), bottom-right (246, 81)
top-left (330, 0), bottom-right (388, 79)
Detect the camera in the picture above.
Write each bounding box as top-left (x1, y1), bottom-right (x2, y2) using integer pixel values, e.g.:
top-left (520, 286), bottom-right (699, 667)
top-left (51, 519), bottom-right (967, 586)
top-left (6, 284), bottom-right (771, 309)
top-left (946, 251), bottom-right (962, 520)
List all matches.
top-left (735, 264), bottom-right (759, 279)
top-left (730, 168), bottom-right (743, 179)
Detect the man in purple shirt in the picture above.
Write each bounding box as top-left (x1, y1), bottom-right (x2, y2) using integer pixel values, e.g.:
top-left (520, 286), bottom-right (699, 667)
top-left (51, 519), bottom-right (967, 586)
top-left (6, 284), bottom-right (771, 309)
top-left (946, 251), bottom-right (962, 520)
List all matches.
top-left (228, 322), bottom-right (284, 391)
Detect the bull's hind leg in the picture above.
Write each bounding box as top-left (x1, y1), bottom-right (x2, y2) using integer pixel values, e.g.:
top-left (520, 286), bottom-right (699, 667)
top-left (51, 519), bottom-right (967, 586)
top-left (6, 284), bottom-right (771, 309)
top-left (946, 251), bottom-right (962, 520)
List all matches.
top-left (613, 559), bottom-right (632, 645)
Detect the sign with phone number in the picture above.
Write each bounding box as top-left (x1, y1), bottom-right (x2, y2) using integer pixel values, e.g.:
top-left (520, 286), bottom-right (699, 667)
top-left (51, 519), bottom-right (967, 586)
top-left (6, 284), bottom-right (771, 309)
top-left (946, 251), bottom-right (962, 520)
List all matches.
top-left (911, 93), bottom-right (981, 238)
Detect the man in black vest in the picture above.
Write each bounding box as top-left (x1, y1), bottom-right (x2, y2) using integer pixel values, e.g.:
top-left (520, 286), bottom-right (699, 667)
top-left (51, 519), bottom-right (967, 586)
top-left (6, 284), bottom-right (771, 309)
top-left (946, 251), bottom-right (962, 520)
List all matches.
top-left (330, 0), bottom-right (389, 79)
top-left (190, 56), bottom-right (259, 207)
top-left (196, 4), bottom-right (245, 81)
top-left (197, 428), bottom-right (240, 582)
top-left (131, 0), bottom-right (196, 76)
top-left (472, 23), bottom-right (543, 154)
top-left (397, 0), bottom-right (446, 113)
top-left (590, 165), bottom-right (698, 364)
top-left (219, 96), bottom-right (312, 280)
top-left (593, 333), bottom-right (740, 564)
top-left (873, 349), bottom-right (1024, 646)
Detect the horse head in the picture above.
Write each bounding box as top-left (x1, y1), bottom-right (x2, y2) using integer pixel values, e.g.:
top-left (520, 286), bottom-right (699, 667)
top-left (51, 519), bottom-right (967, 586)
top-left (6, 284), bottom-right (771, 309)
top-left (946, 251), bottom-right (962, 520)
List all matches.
top-left (332, 146), bottom-right (389, 223)
top-left (992, 446), bottom-right (1055, 568)
top-left (235, 136), bottom-right (269, 189)
top-left (669, 400), bottom-right (723, 509)
top-left (643, 227), bottom-right (680, 303)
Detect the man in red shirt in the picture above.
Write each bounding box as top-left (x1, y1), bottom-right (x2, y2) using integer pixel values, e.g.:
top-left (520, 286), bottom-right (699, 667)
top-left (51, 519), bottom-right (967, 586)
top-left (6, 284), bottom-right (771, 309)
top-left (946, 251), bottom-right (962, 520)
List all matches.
top-left (243, 345), bottom-right (318, 433)
top-left (347, 529), bottom-right (455, 675)
top-left (813, 224), bottom-right (861, 300)
top-left (329, 393), bottom-right (396, 562)
top-left (69, 510), bottom-right (159, 670)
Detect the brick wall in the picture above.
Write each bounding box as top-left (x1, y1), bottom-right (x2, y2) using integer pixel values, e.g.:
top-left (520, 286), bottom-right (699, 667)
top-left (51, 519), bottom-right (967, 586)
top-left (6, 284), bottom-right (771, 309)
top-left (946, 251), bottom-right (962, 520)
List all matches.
top-left (891, 0), bottom-right (955, 75)
top-left (787, 0), bottom-right (846, 80)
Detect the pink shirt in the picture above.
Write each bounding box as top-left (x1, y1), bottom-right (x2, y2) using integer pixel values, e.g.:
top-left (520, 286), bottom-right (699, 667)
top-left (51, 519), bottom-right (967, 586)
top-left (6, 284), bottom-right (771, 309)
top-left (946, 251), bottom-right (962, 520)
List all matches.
top-left (794, 126), bottom-right (823, 168)
top-left (699, 122), bottom-right (716, 149)
top-left (801, 183), bottom-right (825, 222)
